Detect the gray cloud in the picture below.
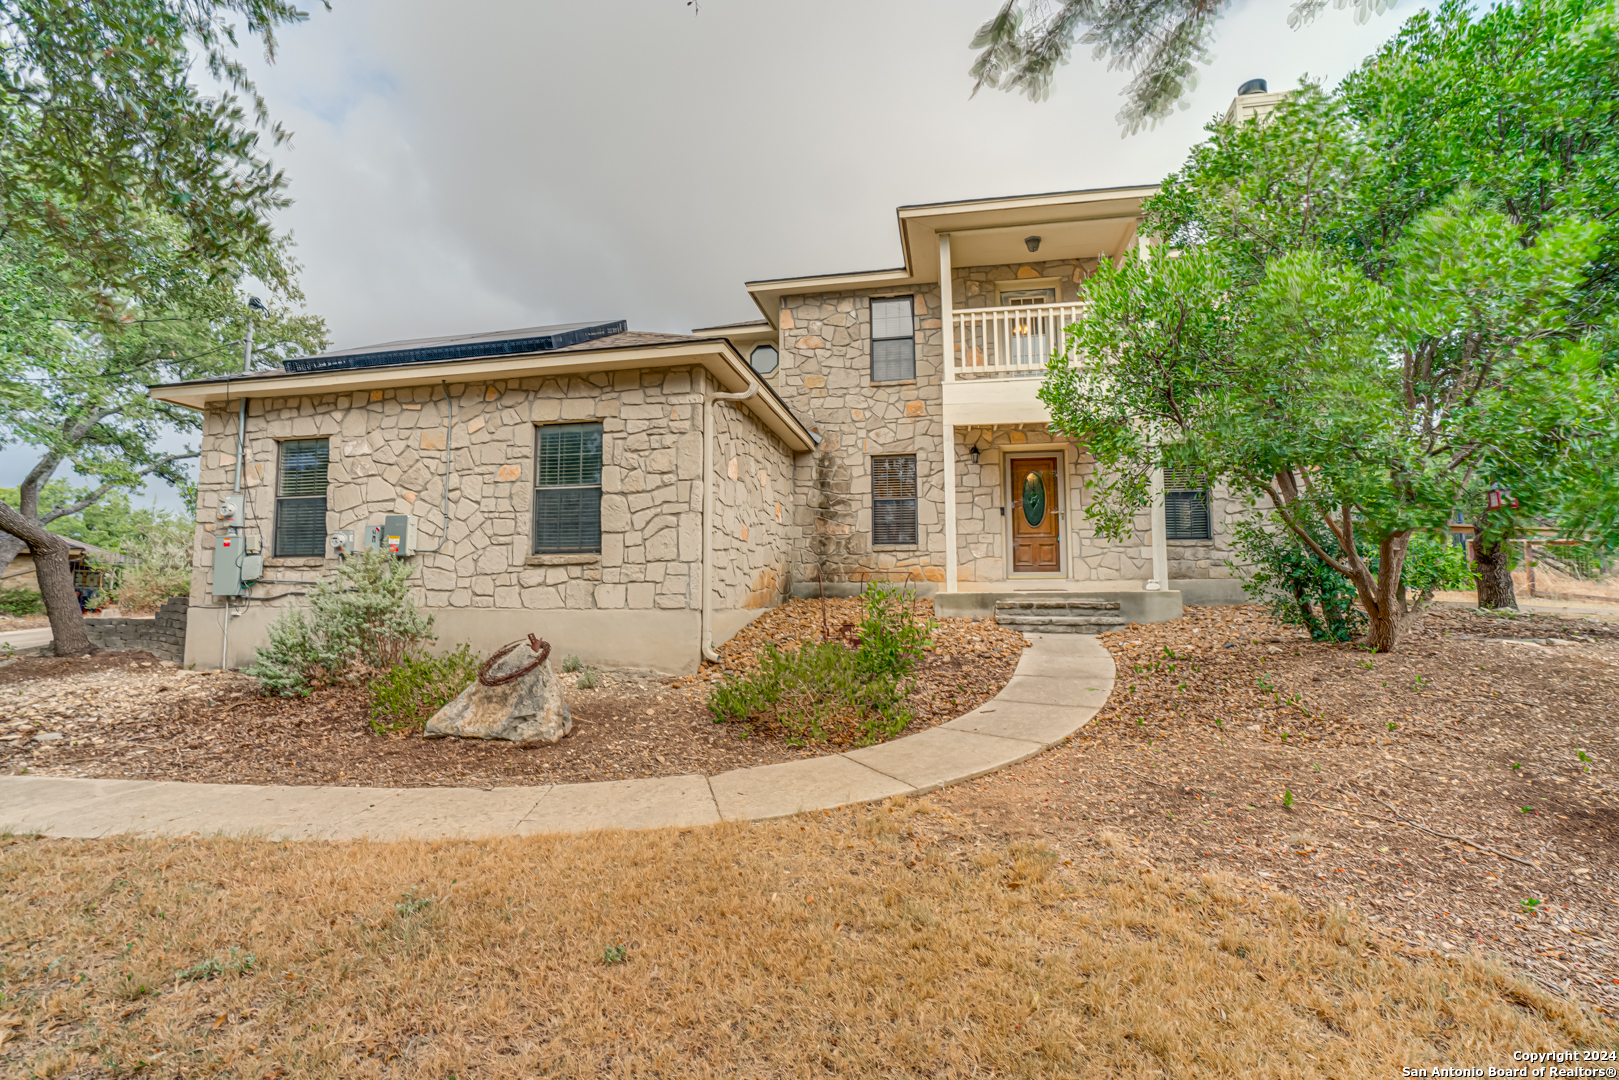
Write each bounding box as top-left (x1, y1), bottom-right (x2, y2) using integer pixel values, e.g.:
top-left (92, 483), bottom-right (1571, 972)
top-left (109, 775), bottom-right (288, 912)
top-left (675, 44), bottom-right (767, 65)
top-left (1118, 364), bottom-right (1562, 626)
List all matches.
top-left (1, 0), bottom-right (1431, 510)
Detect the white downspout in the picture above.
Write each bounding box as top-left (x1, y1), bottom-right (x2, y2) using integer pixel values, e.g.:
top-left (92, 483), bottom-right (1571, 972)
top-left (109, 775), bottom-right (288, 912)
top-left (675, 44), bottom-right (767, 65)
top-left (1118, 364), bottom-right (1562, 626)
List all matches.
top-left (701, 372), bottom-right (759, 663)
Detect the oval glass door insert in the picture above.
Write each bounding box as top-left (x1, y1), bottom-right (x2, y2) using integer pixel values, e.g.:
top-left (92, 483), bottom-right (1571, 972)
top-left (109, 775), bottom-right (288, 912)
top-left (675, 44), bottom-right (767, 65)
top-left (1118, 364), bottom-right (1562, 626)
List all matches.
top-left (1022, 471), bottom-right (1046, 527)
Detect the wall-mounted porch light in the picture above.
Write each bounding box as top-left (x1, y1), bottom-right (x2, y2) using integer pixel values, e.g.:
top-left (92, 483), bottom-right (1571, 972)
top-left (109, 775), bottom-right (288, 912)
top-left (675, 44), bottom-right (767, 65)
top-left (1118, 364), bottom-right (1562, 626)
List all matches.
top-left (1024, 235), bottom-right (1041, 253)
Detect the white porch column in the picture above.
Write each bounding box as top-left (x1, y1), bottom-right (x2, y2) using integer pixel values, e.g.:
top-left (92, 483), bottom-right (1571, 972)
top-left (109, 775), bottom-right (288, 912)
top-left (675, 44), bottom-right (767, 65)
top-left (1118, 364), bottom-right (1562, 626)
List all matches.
top-left (1148, 466), bottom-right (1169, 590)
top-left (1140, 232), bottom-right (1169, 591)
top-left (939, 232), bottom-right (958, 591)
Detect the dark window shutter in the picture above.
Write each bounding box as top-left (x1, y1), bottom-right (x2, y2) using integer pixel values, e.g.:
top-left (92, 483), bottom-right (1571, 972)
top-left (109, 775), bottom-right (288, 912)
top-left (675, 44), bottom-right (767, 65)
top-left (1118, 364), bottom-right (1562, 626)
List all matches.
top-left (1163, 467), bottom-right (1211, 541)
top-left (534, 422), bottom-right (604, 553)
top-left (274, 438), bottom-right (329, 556)
top-left (872, 455), bottom-right (918, 546)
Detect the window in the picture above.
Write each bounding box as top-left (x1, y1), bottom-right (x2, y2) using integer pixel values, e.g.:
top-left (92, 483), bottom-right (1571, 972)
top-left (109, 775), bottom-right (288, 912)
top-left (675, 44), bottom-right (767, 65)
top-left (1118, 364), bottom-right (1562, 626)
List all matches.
top-left (749, 344), bottom-right (779, 375)
top-left (274, 438), bottom-right (329, 557)
top-left (533, 422), bottom-right (603, 553)
top-left (870, 296), bottom-right (915, 381)
top-left (871, 454), bottom-right (918, 546)
top-left (1164, 468), bottom-right (1212, 540)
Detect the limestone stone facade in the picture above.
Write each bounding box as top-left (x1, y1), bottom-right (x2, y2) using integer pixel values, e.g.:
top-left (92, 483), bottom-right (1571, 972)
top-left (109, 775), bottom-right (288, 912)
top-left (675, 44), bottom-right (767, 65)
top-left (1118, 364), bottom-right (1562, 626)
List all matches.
top-left (192, 365), bottom-right (794, 622)
top-left (772, 286), bottom-right (948, 586)
top-left (760, 262), bottom-right (1250, 589)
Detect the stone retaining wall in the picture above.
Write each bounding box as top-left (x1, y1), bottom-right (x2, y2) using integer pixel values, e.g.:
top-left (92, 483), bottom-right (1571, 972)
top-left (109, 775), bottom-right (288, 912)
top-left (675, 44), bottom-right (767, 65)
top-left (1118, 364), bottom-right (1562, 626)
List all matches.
top-left (84, 596), bottom-right (188, 663)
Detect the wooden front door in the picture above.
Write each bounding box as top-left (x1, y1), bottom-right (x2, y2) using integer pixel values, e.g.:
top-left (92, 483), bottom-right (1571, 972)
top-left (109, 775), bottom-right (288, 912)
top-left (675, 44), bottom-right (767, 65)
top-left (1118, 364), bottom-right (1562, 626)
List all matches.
top-left (1010, 457), bottom-right (1061, 573)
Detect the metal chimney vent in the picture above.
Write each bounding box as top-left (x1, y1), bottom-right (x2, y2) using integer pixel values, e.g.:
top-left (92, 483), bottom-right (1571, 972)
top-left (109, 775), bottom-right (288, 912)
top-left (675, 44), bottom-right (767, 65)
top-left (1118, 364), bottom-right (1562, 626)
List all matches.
top-left (1238, 78), bottom-right (1268, 95)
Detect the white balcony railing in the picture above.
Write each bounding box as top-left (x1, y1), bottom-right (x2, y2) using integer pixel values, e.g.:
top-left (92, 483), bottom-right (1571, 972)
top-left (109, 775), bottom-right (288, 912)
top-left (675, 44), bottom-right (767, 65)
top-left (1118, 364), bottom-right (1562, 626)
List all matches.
top-left (952, 302), bottom-right (1085, 377)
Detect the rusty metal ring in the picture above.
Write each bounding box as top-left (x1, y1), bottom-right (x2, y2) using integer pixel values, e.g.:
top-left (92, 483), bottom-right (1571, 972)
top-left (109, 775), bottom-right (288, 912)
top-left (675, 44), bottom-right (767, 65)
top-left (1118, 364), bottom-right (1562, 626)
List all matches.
top-left (477, 633), bottom-right (552, 686)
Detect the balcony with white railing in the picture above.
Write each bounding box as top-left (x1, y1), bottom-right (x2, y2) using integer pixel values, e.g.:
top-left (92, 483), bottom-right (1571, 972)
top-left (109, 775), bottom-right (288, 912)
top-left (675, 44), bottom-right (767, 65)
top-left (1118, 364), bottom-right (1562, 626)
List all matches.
top-left (951, 302), bottom-right (1085, 379)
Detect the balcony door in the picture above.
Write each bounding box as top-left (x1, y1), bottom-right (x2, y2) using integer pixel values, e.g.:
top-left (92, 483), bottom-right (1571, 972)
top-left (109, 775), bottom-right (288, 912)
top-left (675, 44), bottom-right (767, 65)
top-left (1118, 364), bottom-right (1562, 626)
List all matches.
top-left (1010, 456), bottom-right (1061, 574)
top-left (999, 288), bottom-right (1057, 369)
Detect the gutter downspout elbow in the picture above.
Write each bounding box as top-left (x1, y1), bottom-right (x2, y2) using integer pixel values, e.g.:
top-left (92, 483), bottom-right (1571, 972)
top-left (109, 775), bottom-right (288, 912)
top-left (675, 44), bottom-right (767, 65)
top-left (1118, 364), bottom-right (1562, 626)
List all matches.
top-left (701, 376), bottom-right (760, 664)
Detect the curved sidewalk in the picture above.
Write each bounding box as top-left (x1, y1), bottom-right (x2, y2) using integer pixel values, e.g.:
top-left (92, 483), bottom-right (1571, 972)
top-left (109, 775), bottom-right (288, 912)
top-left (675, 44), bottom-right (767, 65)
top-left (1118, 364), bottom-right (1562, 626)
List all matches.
top-left (0, 633), bottom-right (1114, 841)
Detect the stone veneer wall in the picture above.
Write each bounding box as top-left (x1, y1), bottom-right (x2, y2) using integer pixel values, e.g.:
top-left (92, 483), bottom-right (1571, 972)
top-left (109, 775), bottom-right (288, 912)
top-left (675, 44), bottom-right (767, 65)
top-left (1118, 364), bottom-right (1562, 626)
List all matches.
top-left (709, 391), bottom-right (795, 609)
top-left (83, 596), bottom-right (189, 663)
top-left (953, 258), bottom-right (1099, 310)
top-left (192, 366), bottom-right (792, 619)
top-left (773, 286), bottom-right (947, 586)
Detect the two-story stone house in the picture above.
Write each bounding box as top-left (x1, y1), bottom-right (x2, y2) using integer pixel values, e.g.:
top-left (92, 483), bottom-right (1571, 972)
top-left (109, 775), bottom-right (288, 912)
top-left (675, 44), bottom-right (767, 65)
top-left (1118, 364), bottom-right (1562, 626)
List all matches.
top-left (155, 85), bottom-right (1284, 673)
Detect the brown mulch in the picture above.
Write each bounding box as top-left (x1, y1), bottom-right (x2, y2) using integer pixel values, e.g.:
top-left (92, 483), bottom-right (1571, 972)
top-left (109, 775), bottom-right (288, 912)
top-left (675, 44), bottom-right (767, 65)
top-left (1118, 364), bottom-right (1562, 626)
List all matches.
top-left (925, 603), bottom-right (1619, 1011)
top-left (1, 599), bottom-right (1022, 788)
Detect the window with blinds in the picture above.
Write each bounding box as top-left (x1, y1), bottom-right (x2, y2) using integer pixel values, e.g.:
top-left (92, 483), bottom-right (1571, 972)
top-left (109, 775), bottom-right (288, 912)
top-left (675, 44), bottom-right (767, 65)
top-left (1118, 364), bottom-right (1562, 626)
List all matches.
top-left (871, 454), bottom-right (918, 546)
top-left (870, 296), bottom-right (915, 382)
top-left (533, 422), bottom-right (603, 553)
top-left (274, 438), bottom-right (329, 557)
top-left (1164, 468), bottom-right (1212, 540)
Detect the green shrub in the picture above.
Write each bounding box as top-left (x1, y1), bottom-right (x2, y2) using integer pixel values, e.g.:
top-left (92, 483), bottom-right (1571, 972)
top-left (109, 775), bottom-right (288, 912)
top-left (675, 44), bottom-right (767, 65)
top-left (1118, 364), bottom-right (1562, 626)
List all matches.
top-left (1233, 518), bottom-right (1475, 642)
top-left (247, 550), bottom-right (435, 697)
top-left (709, 585), bottom-right (931, 746)
top-left (0, 588), bottom-right (45, 617)
top-left (1231, 518), bottom-right (1365, 642)
top-left (369, 644), bottom-right (480, 733)
top-left (709, 641), bottom-right (914, 746)
top-left (107, 516), bottom-right (192, 613)
top-left (851, 580), bottom-right (934, 677)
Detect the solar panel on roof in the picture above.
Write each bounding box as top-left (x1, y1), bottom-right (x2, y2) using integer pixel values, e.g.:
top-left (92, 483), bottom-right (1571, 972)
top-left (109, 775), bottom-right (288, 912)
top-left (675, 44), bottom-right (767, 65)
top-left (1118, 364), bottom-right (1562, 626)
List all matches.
top-left (282, 320), bottom-right (627, 374)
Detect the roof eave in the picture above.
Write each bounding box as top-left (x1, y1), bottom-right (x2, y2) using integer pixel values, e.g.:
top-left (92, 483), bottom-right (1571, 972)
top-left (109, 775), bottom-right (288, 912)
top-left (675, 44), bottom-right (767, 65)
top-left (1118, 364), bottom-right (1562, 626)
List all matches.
top-left (149, 338), bottom-right (815, 453)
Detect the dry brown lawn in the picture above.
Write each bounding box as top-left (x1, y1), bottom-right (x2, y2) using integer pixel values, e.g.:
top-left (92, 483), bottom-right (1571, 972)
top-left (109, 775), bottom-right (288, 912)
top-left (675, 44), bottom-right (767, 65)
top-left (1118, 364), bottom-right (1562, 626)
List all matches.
top-left (2, 798), bottom-right (1608, 1078)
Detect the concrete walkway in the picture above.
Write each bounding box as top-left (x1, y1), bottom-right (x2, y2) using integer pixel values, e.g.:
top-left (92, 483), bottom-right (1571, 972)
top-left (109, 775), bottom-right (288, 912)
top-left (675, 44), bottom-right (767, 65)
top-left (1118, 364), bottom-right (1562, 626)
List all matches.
top-left (0, 633), bottom-right (1114, 841)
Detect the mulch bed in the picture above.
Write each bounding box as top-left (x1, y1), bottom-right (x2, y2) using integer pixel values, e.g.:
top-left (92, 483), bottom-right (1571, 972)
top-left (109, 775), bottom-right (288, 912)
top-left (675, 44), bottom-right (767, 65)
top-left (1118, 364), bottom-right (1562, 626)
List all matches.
top-left (924, 602), bottom-right (1619, 1010)
top-left (0, 599), bottom-right (1023, 788)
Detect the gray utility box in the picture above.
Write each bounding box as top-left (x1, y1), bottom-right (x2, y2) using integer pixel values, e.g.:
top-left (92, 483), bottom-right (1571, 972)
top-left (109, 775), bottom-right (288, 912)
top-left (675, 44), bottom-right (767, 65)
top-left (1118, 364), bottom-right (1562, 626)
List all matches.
top-left (212, 533), bottom-right (263, 597)
top-left (365, 515), bottom-right (419, 556)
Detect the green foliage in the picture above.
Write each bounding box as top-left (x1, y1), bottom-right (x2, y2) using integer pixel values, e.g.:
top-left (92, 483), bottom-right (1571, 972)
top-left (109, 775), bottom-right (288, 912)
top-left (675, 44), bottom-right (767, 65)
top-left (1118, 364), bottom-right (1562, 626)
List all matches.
top-left (1, 0), bottom-right (316, 291)
top-left (2, 482), bottom-right (180, 554)
top-left (575, 667), bottom-right (598, 690)
top-left (709, 584), bottom-right (933, 746)
top-left (601, 943), bottom-right (629, 966)
top-left (369, 645), bottom-right (480, 734)
top-left (1041, 0), bottom-right (1619, 650)
top-left (0, 587), bottom-right (44, 617)
top-left (1230, 518), bottom-right (1364, 643)
top-left (708, 642), bottom-right (916, 746)
top-left (175, 949), bottom-right (256, 982)
top-left (1396, 536), bottom-right (1475, 599)
top-left (851, 581), bottom-right (935, 678)
top-left (246, 551), bottom-right (436, 698)
top-left (965, 0), bottom-right (1394, 133)
top-left (106, 515), bottom-right (192, 613)
top-left (561, 654), bottom-right (582, 673)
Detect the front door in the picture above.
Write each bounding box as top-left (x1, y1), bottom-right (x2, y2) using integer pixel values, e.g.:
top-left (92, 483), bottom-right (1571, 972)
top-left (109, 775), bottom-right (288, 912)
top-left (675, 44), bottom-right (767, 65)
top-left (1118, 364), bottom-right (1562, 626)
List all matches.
top-left (1010, 457), bottom-right (1061, 574)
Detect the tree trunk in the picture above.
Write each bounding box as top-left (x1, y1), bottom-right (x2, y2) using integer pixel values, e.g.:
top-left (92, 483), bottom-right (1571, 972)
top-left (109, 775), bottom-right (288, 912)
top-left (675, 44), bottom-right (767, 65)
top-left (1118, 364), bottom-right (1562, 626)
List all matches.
top-left (1474, 539), bottom-right (1518, 610)
top-left (0, 531), bottom-right (25, 585)
top-left (0, 502), bottom-right (97, 656)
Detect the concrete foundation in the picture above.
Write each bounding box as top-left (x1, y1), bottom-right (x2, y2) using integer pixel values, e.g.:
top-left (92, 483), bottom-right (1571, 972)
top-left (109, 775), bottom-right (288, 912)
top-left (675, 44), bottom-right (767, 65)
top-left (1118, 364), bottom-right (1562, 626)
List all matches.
top-left (184, 602), bottom-right (770, 675)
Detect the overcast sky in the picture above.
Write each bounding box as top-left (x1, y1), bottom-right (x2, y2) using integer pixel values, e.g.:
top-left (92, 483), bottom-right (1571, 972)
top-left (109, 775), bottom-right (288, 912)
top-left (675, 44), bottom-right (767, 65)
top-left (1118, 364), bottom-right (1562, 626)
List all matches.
top-left (3, 0), bottom-right (1432, 513)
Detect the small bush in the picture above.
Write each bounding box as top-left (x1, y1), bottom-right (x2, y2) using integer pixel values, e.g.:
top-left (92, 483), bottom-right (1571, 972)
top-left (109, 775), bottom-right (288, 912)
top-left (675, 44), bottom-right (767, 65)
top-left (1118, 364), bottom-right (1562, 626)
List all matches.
top-left (708, 582), bottom-right (932, 746)
top-left (247, 550), bottom-right (435, 697)
top-left (851, 580), bottom-right (934, 677)
top-left (561, 654), bottom-right (582, 672)
top-left (1231, 517), bottom-right (1364, 642)
top-left (575, 667), bottom-right (598, 689)
top-left (0, 588), bottom-right (45, 617)
top-left (108, 517), bottom-right (192, 613)
top-left (369, 644), bottom-right (480, 733)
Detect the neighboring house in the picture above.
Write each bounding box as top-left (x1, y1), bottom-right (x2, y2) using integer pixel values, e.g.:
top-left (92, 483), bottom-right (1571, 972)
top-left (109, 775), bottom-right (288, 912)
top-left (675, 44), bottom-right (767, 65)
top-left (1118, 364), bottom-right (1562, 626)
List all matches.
top-left (1, 534), bottom-right (124, 608)
top-left (150, 87), bottom-right (1271, 673)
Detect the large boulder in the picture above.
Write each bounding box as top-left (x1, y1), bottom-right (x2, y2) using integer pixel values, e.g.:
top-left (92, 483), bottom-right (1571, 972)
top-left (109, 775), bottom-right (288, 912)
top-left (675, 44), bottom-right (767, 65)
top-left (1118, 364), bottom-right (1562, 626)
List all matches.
top-left (424, 645), bottom-right (572, 745)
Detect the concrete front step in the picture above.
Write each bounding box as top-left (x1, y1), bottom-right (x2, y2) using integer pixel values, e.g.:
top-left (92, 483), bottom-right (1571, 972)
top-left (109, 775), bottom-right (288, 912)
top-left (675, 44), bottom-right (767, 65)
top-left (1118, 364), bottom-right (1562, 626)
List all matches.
top-left (994, 598), bottom-right (1126, 634)
top-left (995, 619), bottom-right (1126, 634)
